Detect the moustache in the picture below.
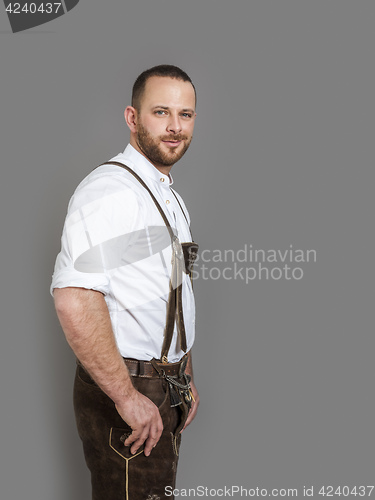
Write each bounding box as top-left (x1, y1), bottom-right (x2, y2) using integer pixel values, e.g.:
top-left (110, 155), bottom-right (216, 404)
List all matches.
top-left (160, 135), bottom-right (188, 142)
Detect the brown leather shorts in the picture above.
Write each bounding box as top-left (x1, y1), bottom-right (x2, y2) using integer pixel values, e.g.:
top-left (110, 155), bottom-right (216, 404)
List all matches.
top-left (73, 363), bottom-right (185, 500)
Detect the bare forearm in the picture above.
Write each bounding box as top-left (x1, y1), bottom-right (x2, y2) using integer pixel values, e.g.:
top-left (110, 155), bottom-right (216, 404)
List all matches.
top-left (54, 286), bottom-right (163, 455)
top-left (53, 287), bottom-right (134, 404)
top-left (181, 350), bottom-right (199, 431)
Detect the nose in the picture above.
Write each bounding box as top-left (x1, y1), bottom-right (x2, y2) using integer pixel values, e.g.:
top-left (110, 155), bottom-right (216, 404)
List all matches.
top-left (167, 114), bottom-right (182, 134)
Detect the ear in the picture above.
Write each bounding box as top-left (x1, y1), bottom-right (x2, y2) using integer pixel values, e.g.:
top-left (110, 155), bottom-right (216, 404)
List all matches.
top-left (124, 106), bottom-right (138, 133)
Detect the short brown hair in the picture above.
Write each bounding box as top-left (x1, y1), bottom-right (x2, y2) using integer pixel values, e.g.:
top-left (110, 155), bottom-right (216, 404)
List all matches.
top-left (132, 64), bottom-right (196, 111)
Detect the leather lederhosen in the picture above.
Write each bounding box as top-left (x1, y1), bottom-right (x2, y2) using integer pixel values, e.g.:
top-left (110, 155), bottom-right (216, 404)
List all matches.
top-left (74, 161), bottom-right (199, 500)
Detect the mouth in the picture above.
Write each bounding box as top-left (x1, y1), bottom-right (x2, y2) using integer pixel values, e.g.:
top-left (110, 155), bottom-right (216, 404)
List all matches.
top-left (162, 140), bottom-right (182, 148)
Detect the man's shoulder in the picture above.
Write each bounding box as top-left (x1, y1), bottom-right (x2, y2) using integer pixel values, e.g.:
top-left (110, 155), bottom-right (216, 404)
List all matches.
top-left (72, 160), bottom-right (144, 196)
top-left (66, 162), bottom-right (147, 217)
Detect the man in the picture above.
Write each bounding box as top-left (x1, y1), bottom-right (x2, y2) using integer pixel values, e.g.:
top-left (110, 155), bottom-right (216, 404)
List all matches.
top-left (51, 65), bottom-right (199, 500)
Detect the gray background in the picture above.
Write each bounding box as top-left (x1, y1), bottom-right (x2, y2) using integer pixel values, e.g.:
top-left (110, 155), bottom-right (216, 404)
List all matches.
top-left (1, 1), bottom-right (374, 498)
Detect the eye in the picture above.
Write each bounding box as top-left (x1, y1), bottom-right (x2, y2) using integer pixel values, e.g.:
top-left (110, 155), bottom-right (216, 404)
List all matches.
top-left (181, 113), bottom-right (192, 118)
top-left (155, 110), bottom-right (167, 116)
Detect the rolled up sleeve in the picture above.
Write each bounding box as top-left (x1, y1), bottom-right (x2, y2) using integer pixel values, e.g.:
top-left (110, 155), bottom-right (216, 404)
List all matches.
top-left (50, 171), bottom-right (143, 297)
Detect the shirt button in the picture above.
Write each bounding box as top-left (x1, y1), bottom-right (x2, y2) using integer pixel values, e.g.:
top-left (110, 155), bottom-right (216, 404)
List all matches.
top-left (166, 200), bottom-right (170, 204)
top-left (160, 178), bottom-right (165, 182)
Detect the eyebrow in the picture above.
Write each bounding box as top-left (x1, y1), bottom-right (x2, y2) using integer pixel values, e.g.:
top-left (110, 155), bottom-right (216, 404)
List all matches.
top-left (152, 105), bottom-right (195, 113)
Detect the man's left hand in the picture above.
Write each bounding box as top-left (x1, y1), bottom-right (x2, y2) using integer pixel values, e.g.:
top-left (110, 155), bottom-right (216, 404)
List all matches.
top-left (181, 381), bottom-right (200, 433)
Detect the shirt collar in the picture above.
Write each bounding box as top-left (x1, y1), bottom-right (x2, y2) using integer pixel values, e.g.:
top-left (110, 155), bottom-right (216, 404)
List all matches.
top-left (119, 144), bottom-right (174, 186)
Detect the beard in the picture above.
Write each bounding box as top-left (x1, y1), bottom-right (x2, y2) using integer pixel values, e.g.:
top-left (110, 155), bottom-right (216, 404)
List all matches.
top-left (136, 123), bottom-right (192, 167)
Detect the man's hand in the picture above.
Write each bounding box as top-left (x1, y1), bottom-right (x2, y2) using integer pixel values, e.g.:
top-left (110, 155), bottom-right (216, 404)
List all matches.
top-left (115, 390), bottom-right (164, 457)
top-left (180, 381), bottom-right (200, 433)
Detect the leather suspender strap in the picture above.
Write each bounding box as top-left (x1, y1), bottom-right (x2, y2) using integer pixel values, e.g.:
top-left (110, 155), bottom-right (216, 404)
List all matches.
top-left (171, 188), bottom-right (193, 241)
top-left (97, 160), bottom-right (187, 362)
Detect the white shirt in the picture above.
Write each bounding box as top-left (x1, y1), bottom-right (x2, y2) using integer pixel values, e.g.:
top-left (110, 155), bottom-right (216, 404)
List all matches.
top-left (51, 144), bottom-right (196, 362)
